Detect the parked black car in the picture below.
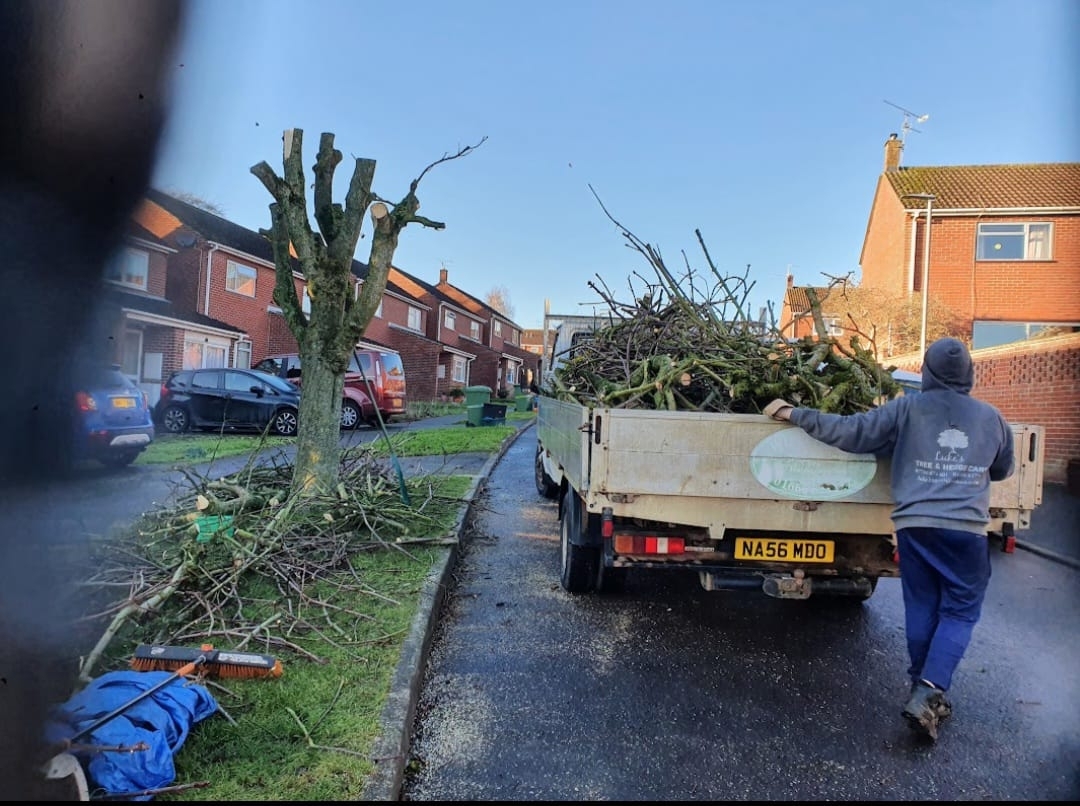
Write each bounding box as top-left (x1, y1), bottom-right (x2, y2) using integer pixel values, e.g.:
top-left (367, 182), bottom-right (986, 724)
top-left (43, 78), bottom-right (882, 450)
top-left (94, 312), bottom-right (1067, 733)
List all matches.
top-left (72, 364), bottom-right (155, 467)
top-left (153, 368), bottom-right (300, 436)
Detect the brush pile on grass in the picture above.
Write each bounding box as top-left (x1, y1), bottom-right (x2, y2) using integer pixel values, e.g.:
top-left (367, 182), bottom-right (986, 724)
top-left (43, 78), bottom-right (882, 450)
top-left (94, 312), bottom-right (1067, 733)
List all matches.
top-left (547, 192), bottom-right (902, 415)
top-left (75, 446), bottom-right (463, 681)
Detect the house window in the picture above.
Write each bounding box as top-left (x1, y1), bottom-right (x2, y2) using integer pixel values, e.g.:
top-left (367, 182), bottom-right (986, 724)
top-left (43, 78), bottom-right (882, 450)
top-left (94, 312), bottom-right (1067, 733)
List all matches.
top-left (444, 310), bottom-right (456, 330)
top-left (451, 356), bottom-right (467, 383)
top-left (815, 317), bottom-right (844, 338)
top-left (972, 320), bottom-right (1080, 350)
top-left (470, 321), bottom-right (480, 340)
top-left (302, 285), bottom-right (312, 315)
top-left (494, 321), bottom-right (502, 337)
top-left (106, 247), bottom-right (150, 290)
top-left (506, 364), bottom-right (517, 385)
top-left (407, 306), bottom-right (422, 331)
top-left (226, 260), bottom-right (257, 296)
top-left (976, 223), bottom-right (1052, 261)
top-left (184, 337), bottom-right (228, 370)
top-left (235, 341), bottom-right (251, 369)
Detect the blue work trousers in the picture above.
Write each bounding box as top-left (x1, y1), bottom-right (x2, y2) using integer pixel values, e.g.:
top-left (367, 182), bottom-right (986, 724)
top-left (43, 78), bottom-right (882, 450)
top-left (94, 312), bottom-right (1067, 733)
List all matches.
top-left (896, 526), bottom-right (992, 692)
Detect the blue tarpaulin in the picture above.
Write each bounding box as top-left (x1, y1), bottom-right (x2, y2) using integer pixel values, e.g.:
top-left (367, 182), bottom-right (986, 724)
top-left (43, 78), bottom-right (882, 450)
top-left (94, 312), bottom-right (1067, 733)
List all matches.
top-left (44, 670), bottom-right (218, 800)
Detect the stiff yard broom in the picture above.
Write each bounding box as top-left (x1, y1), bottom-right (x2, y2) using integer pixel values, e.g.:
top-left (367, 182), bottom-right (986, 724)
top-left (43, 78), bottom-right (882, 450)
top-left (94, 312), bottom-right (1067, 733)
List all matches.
top-left (129, 643), bottom-right (284, 679)
top-left (63, 644), bottom-right (281, 746)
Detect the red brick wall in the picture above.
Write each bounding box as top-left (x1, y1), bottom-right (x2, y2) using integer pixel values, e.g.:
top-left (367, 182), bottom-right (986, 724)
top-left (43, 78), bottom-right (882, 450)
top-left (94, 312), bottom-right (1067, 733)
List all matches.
top-left (390, 330), bottom-right (443, 402)
top-left (201, 250), bottom-right (281, 357)
top-left (912, 214), bottom-right (1080, 327)
top-left (888, 333), bottom-right (1080, 483)
top-left (859, 179), bottom-right (912, 296)
top-left (139, 327), bottom-right (187, 383)
top-left (164, 240), bottom-right (205, 314)
top-left (862, 207), bottom-right (1080, 340)
top-left (146, 250), bottom-right (169, 297)
top-left (265, 311), bottom-right (299, 362)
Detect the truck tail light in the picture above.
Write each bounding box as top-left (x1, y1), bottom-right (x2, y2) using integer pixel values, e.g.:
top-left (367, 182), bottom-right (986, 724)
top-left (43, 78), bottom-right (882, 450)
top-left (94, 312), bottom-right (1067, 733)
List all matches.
top-left (613, 535), bottom-right (685, 555)
top-left (601, 507), bottom-right (613, 539)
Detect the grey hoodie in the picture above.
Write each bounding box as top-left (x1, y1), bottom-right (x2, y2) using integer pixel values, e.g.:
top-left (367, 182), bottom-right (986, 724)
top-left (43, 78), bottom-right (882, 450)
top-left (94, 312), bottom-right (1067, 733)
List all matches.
top-left (788, 338), bottom-right (1015, 535)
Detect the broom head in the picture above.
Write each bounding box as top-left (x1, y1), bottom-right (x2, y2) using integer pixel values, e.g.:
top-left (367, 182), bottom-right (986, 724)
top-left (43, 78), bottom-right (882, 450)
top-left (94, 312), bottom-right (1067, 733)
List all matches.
top-left (130, 643), bottom-right (283, 679)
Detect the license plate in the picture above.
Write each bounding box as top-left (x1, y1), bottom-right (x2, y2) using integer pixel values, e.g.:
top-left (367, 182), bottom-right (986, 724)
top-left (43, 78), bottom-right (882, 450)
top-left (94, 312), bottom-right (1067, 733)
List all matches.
top-left (112, 397), bottom-right (136, 408)
top-left (734, 537), bottom-right (834, 563)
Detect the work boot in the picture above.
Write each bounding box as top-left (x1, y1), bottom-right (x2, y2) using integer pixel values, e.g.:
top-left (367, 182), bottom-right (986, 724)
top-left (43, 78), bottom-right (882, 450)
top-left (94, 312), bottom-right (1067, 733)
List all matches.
top-left (902, 681), bottom-right (947, 741)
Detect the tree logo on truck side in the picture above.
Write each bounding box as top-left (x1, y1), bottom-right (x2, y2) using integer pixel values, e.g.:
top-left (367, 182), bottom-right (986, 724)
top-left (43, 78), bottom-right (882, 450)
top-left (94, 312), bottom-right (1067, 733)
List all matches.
top-left (749, 429), bottom-right (879, 501)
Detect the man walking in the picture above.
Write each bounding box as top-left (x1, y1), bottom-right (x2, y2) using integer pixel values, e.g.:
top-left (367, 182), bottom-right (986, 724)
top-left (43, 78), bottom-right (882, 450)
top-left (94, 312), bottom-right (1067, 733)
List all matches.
top-left (764, 337), bottom-right (1015, 741)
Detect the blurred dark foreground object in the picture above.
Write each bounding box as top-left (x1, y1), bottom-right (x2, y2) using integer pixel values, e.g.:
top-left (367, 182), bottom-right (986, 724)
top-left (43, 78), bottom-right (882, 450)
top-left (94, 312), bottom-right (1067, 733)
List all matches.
top-left (0, 0), bottom-right (185, 798)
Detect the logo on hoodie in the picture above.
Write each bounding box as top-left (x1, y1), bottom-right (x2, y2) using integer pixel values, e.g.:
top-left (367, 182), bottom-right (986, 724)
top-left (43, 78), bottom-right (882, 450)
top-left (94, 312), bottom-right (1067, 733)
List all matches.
top-left (913, 427), bottom-right (988, 484)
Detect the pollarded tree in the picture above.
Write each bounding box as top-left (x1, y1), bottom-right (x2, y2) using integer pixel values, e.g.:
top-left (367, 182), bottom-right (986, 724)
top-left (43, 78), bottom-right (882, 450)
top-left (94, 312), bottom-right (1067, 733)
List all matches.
top-left (252, 129), bottom-right (484, 494)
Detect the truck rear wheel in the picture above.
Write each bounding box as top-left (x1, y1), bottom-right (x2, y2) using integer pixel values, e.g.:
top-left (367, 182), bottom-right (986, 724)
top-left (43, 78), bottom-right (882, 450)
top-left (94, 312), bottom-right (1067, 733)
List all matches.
top-left (535, 446), bottom-right (559, 499)
top-left (596, 553), bottom-right (627, 594)
top-left (559, 488), bottom-right (598, 593)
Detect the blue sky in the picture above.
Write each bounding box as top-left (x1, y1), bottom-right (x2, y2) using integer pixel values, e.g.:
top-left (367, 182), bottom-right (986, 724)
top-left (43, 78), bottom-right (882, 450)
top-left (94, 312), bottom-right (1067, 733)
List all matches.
top-left (151, 0), bottom-right (1079, 330)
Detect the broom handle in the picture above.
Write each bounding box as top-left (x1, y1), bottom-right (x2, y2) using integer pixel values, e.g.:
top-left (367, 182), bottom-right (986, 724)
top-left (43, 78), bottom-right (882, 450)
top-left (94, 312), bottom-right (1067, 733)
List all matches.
top-left (68, 655), bottom-right (205, 744)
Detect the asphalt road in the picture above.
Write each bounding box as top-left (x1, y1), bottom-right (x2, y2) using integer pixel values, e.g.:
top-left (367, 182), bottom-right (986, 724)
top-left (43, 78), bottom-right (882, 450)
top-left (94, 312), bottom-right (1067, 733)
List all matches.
top-left (400, 427), bottom-right (1080, 801)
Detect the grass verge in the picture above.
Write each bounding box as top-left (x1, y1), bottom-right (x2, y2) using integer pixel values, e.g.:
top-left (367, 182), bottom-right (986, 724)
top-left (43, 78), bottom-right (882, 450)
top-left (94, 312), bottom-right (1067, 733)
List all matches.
top-left (136, 434), bottom-right (292, 466)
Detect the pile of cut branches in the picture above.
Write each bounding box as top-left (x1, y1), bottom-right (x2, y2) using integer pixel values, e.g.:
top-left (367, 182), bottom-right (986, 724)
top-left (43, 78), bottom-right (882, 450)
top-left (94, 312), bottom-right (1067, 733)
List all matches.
top-left (75, 446), bottom-right (463, 682)
top-left (545, 191), bottom-right (901, 415)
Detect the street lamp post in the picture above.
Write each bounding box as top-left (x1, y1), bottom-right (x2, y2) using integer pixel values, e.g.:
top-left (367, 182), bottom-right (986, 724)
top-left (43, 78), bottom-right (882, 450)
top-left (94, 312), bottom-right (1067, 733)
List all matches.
top-left (902, 193), bottom-right (936, 356)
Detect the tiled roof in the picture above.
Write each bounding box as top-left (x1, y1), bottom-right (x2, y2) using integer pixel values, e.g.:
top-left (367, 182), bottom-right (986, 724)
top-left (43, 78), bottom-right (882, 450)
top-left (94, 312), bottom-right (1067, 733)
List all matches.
top-left (125, 221), bottom-right (172, 248)
top-left (146, 189), bottom-right (283, 262)
top-left (107, 287), bottom-right (245, 333)
top-left (785, 285), bottom-right (860, 316)
top-left (886, 163), bottom-right (1080, 209)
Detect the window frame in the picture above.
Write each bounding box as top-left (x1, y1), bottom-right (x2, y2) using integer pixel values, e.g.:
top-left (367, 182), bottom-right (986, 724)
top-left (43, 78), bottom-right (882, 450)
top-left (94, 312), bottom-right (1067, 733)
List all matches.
top-left (106, 247), bottom-right (151, 291)
top-left (234, 341), bottom-right (251, 369)
top-left (976, 222), bottom-right (1053, 261)
top-left (444, 310), bottom-right (456, 331)
top-left (451, 356), bottom-right (467, 383)
top-left (407, 306), bottom-right (422, 331)
top-left (470, 320), bottom-right (480, 340)
top-left (225, 260), bottom-right (258, 297)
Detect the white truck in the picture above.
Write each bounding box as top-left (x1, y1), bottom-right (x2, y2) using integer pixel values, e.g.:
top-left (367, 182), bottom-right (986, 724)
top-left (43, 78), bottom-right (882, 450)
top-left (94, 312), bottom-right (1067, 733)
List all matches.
top-left (535, 317), bottom-right (1046, 600)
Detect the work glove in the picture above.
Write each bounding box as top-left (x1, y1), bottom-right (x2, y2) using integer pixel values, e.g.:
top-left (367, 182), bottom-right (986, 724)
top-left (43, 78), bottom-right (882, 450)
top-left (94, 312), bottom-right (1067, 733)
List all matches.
top-left (763, 399), bottom-right (795, 421)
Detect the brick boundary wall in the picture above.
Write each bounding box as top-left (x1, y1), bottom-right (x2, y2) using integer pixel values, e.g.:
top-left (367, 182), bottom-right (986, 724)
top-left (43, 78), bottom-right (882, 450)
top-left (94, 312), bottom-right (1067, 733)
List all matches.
top-left (887, 333), bottom-right (1080, 485)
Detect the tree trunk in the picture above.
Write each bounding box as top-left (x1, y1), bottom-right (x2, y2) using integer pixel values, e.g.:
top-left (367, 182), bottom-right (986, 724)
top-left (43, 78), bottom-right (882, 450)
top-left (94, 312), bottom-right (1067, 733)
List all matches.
top-left (252, 129), bottom-right (485, 496)
top-left (293, 340), bottom-right (345, 495)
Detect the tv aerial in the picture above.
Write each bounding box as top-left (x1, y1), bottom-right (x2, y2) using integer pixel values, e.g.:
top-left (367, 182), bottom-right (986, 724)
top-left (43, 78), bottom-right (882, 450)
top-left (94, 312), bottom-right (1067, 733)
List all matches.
top-left (884, 100), bottom-right (930, 144)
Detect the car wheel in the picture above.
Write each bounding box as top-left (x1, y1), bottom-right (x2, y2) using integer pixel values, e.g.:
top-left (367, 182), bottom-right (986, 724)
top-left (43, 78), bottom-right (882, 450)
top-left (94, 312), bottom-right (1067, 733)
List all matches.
top-left (534, 446), bottom-right (559, 499)
top-left (341, 400), bottom-right (360, 430)
top-left (100, 450), bottom-right (140, 468)
top-left (559, 487), bottom-right (599, 594)
top-left (161, 405), bottom-right (189, 433)
top-left (273, 407), bottom-right (299, 436)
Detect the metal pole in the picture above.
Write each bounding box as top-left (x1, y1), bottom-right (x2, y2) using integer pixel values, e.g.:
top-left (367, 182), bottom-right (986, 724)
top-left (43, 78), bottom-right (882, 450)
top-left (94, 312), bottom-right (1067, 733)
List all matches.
top-left (919, 196), bottom-right (933, 356)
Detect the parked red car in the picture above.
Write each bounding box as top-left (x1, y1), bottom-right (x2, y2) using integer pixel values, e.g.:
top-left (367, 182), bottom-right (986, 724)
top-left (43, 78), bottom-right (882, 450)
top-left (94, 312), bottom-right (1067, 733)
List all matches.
top-left (255, 346), bottom-right (407, 429)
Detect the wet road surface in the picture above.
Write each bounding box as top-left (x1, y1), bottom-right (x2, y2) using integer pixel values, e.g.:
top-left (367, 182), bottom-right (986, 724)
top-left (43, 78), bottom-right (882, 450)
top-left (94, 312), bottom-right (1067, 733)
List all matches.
top-left (402, 428), bottom-right (1080, 800)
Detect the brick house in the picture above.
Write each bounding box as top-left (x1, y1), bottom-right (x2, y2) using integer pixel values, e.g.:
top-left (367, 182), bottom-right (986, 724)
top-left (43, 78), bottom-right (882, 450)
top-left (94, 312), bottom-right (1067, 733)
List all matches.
top-left (99, 219), bottom-right (245, 407)
top-left (132, 189), bottom-right (534, 404)
top-left (378, 267), bottom-right (533, 399)
top-left (859, 135), bottom-right (1080, 349)
top-left (433, 267), bottom-right (535, 395)
top-left (779, 138), bottom-right (1080, 484)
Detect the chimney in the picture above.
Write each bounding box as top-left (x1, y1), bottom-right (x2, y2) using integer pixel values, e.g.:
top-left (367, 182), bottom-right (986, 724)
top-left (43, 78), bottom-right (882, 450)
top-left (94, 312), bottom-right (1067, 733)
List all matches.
top-left (884, 132), bottom-right (903, 172)
top-left (786, 272), bottom-right (794, 288)
top-left (439, 266), bottom-right (448, 285)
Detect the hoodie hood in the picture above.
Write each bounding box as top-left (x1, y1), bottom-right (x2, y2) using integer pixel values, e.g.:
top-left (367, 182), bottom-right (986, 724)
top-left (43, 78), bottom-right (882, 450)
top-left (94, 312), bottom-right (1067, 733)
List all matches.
top-left (922, 337), bottom-right (974, 394)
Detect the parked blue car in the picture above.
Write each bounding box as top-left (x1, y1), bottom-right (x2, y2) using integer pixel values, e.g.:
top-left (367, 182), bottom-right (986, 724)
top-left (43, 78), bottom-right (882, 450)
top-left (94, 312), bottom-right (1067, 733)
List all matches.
top-left (72, 364), bottom-right (155, 468)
